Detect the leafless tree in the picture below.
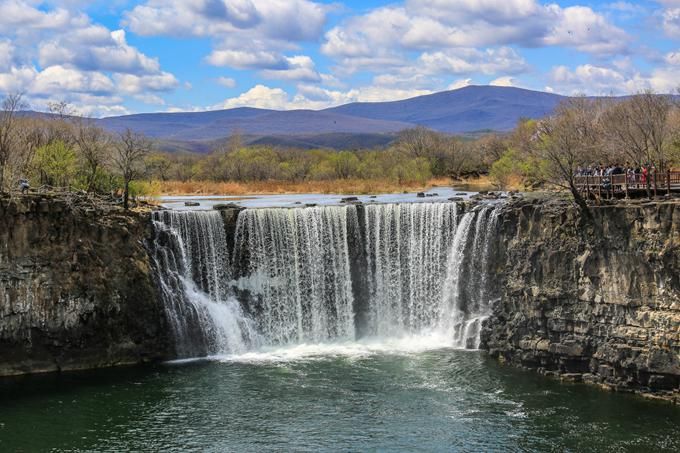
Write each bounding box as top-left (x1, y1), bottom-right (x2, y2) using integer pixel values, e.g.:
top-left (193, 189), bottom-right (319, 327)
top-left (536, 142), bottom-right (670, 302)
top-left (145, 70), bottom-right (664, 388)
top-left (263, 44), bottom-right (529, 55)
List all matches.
top-left (74, 118), bottom-right (111, 192)
top-left (396, 126), bottom-right (441, 158)
top-left (533, 97), bottom-right (604, 217)
top-left (0, 94), bottom-right (27, 192)
top-left (112, 128), bottom-right (152, 209)
top-left (601, 90), bottom-right (675, 197)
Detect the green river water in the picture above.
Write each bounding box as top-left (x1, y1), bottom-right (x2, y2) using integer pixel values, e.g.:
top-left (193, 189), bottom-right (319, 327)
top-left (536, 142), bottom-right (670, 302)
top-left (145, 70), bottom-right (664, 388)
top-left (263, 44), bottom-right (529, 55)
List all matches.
top-left (0, 346), bottom-right (678, 452)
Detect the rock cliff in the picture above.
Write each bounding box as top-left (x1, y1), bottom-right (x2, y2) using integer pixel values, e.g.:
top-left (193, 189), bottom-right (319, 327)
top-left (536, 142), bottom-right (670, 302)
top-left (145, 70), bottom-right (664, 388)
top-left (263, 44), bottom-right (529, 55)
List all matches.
top-left (482, 198), bottom-right (680, 403)
top-left (0, 194), bottom-right (170, 376)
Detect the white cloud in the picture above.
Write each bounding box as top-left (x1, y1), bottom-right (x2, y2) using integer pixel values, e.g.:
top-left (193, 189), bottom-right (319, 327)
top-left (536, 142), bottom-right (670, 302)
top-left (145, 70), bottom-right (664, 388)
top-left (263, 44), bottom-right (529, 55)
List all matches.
top-left (0, 0), bottom-right (181, 114)
top-left (260, 56), bottom-right (321, 82)
top-left (663, 7), bottom-right (680, 38)
top-left (133, 93), bottom-right (166, 105)
top-left (490, 76), bottom-right (516, 87)
top-left (214, 83), bottom-right (435, 111)
top-left (124, 0), bottom-right (327, 41)
top-left (32, 65), bottom-right (115, 96)
top-left (0, 40), bottom-right (14, 71)
top-left (114, 72), bottom-right (179, 94)
top-left (216, 77), bottom-right (236, 88)
top-left (206, 49), bottom-right (288, 70)
top-left (545, 63), bottom-right (680, 95)
top-left (448, 78), bottom-right (473, 90)
top-left (418, 47), bottom-right (528, 76)
top-left (38, 28), bottom-right (161, 75)
top-left (0, 1), bottom-right (83, 33)
top-left (0, 65), bottom-right (37, 93)
top-left (543, 5), bottom-right (630, 54)
top-left (322, 0), bottom-right (628, 65)
top-left (215, 84), bottom-right (289, 110)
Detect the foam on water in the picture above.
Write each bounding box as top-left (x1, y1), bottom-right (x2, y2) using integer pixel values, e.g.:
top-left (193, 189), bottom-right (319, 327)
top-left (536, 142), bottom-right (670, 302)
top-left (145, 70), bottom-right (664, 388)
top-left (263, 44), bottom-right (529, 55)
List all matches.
top-left (215, 332), bottom-right (465, 363)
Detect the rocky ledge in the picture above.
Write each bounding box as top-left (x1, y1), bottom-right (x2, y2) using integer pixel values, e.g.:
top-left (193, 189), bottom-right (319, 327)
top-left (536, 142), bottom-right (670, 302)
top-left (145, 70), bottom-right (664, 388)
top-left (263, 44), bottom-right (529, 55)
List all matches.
top-left (482, 197), bottom-right (680, 403)
top-left (0, 194), bottom-right (170, 376)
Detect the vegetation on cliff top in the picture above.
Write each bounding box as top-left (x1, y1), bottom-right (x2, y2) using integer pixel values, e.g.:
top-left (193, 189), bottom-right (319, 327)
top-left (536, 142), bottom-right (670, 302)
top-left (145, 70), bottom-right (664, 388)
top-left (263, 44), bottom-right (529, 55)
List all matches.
top-left (0, 92), bottom-right (679, 206)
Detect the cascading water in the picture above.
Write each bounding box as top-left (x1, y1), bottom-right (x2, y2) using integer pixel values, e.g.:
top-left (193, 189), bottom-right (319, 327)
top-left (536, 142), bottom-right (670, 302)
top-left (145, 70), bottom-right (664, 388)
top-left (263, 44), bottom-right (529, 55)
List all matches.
top-left (363, 203), bottom-right (458, 336)
top-left (231, 206), bottom-right (355, 345)
top-left (439, 205), bottom-right (501, 348)
top-left (150, 201), bottom-right (503, 358)
top-left (150, 210), bottom-right (260, 357)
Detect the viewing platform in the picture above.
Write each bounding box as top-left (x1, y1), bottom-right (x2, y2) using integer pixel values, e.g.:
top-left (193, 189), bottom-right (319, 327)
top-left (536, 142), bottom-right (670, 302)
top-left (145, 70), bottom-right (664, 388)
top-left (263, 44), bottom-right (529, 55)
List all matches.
top-left (574, 170), bottom-right (680, 198)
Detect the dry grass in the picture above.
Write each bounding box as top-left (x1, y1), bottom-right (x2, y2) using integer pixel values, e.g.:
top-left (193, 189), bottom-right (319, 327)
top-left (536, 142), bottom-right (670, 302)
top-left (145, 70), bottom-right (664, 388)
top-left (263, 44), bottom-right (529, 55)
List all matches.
top-left (157, 177), bottom-right (458, 196)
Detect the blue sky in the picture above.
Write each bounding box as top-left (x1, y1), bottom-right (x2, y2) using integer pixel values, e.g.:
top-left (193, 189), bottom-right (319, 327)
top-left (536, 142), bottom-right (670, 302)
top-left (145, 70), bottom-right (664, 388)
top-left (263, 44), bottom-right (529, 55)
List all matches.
top-left (0, 0), bottom-right (679, 116)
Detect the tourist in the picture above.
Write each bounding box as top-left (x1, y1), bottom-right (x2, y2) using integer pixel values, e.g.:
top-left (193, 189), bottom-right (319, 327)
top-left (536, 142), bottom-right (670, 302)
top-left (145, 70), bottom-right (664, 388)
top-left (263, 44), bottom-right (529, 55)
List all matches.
top-left (18, 178), bottom-right (30, 194)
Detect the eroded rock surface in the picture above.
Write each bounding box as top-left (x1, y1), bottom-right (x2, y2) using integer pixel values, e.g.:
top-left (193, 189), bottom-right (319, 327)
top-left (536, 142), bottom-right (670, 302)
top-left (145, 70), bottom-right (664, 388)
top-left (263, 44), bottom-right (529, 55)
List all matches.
top-left (482, 198), bottom-right (680, 402)
top-left (0, 194), bottom-right (170, 376)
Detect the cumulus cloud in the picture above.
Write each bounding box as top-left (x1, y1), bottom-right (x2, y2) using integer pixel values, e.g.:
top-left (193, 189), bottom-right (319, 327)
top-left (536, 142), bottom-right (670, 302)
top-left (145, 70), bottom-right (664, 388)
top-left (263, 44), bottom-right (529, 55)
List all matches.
top-left (448, 78), bottom-right (473, 90)
top-left (260, 56), bottom-right (321, 82)
top-left (489, 76), bottom-right (517, 87)
top-left (124, 0), bottom-right (327, 41)
top-left (114, 72), bottom-right (179, 95)
top-left (0, 0), bottom-right (181, 116)
top-left (418, 47), bottom-right (528, 76)
top-left (216, 77), bottom-right (236, 88)
top-left (663, 7), bottom-right (680, 38)
top-left (547, 63), bottom-right (680, 95)
top-left (0, 40), bottom-right (14, 71)
top-left (213, 83), bottom-right (434, 111)
top-left (38, 28), bottom-right (161, 75)
top-left (32, 65), bottom-right (115, 95)
top-left (214, 84), bottom-right (289, 110)
top-left (322, 0), bottom-right (628, 65)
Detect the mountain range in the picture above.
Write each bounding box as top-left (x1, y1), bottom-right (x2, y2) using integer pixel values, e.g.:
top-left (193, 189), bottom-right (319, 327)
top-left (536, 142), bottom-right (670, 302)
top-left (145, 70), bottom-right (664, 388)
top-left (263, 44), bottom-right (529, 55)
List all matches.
top-left (36, 86), bottom-right (571, 151)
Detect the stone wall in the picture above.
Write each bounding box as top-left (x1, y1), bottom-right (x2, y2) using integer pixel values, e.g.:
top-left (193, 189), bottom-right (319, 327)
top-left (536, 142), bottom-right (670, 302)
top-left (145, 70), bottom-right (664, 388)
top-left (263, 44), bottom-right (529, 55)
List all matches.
top-left (0, 194), bottom-right (170, 376)
top-left (482, 198), bottom-right (680, 403)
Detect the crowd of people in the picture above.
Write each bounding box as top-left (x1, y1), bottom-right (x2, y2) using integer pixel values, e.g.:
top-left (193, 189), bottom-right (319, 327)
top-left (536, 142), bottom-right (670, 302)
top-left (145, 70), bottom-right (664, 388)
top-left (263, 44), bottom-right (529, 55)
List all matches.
top-left (574, 164), bottom-right (658, 186)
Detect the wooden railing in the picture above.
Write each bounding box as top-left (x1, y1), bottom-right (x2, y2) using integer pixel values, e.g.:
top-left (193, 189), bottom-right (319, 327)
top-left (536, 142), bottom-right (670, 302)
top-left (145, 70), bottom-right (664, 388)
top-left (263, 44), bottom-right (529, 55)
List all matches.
top-left (574, 170), bottom-right (680, 197)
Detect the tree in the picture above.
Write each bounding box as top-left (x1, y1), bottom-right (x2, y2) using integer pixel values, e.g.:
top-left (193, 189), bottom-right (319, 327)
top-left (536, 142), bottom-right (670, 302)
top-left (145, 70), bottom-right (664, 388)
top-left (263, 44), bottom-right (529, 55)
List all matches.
top-left (601, 91), bottom-right (675, 197)
top-left (34, 141), bottom-right (77, 188)
top-left (331, 151), bottom-right (360, 179)
top-left (396, 126), bottom-right (441, 158)
top-left (74, 119), bottom-right (111, 192)
top-left (112, 129), bottom-right (152, 209)
top-left (145, 153), bottom-right (172, 181)
top-left (532, 97), bottom-right (603, 217)
top-left (0, 94), bottom-right (25, 191)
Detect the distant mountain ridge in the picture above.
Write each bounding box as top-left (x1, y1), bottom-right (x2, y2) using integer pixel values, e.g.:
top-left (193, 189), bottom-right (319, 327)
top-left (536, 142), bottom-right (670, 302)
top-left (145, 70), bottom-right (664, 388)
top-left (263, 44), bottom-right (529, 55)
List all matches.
top-left (26, 86), bottom-right (571, 151)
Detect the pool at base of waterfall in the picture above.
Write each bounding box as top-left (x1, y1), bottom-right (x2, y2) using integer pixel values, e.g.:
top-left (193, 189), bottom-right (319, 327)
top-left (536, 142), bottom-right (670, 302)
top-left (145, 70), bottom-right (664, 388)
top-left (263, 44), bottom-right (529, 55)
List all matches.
top-left (1, 347), bottom-right (679, 452)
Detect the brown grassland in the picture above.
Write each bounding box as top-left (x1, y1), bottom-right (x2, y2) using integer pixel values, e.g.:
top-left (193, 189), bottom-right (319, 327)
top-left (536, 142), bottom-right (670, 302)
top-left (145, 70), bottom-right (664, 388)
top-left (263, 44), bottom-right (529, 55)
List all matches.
top-left (155, 176), bottom-right (488, 196)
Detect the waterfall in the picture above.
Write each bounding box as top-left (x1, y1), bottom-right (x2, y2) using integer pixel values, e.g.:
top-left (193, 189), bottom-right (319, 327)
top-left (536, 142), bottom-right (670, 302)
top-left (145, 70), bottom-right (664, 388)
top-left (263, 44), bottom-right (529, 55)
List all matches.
top-left (439, 205), bottom-right (501, 348)
top-left (150, 211), bottom-right (260, 357)
top-left (150, 201), bottom-right (503, 357)
top-left (231, 206), bottom-right (355, 345)
top-left (363, 203), bottom-right (458, 336)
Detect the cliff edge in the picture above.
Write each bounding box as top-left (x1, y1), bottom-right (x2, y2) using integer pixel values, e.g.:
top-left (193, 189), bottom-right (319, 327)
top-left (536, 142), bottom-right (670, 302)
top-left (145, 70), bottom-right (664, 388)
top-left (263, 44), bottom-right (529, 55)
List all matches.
top-left (0, 194), bottom-right (170, 376)
top-left (482, 198), bottom-right (680, 403)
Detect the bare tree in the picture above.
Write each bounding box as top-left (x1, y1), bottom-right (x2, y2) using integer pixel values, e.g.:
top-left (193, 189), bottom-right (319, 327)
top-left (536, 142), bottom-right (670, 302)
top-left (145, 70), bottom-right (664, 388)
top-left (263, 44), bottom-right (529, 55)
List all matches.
top-left (74, 118), bottom-right (111, 192)
top-left (112, 128), bottom-right (152, 209)
top-left (0, 94), bottom-right (27, 192)
top-left (533, 97), bottom-right (603, 217)
top-left (396, 126), bottom-right (441, 158)
top-left (601, 90), bottom-right (674, 197)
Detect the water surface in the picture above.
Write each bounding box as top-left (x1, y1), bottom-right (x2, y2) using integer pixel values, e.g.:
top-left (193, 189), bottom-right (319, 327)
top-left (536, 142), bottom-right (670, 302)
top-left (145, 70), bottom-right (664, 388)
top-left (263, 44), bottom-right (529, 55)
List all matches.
top-left (1, 346), bottom-right (678, 452)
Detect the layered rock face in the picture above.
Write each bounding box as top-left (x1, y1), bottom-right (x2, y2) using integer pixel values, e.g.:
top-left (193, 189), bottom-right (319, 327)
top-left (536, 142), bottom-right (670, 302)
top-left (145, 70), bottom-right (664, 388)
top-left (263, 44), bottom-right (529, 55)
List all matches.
top-left (482, 198), bottom-right (680, 402)
top-left (0, 195), bottom-right (170, 376)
